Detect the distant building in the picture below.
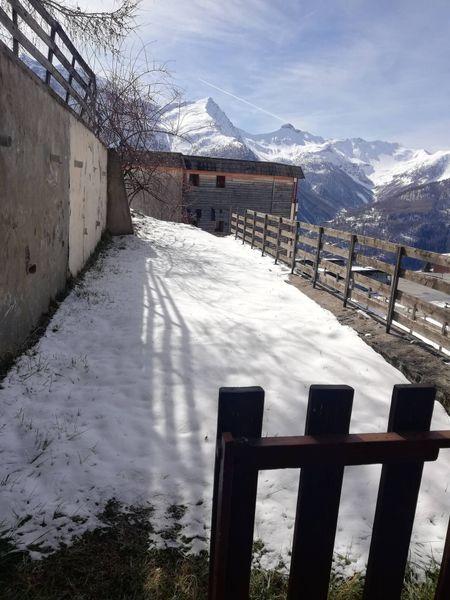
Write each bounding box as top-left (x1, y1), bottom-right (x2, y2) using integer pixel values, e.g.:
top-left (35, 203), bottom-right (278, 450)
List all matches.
top-left (131, 152), bottom-right (304, 234)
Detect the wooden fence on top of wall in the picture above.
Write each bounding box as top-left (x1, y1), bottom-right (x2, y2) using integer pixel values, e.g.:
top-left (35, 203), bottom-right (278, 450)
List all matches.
top-left (0, 0), bottom-right (97, 125)
top-left (230, 210), bottom-right (450, 354)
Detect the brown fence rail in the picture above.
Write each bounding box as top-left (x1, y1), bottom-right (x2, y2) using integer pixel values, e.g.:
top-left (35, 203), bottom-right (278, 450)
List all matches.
top-left (0, 0), bottom-right (96, 124)
top-left (231, 210), bottom-right (450, 354)
top-left (208, 385), bottom-right (450, 600)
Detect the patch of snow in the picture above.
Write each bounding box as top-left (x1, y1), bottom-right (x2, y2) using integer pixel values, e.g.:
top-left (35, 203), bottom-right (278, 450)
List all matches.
top-left (0, 214), bottom-right (448, 571)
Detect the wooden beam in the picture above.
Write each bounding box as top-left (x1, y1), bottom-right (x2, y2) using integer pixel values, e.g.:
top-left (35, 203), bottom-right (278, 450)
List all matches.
top-left (288, 386), bottom-right (353, 600)
top-left (45, 25), bottom-right (56, 86)
top-left (261, 214), bottom-right (268, 256)
top-left (275, 216), bottom-right (283, 264)
top-left (11, 7), bottom-right (18, 55)
top-left (223, 428), bottom-right (448, 471)
top-left (208, 387), bottom-right (264, 600)
top-left (250, 211), bottom-right (256, 248)
top-left (312, 226), bottom-right (324, 288)
top-left (386, 245), bottom-right (404, 333)
top-left (291, 221), bottom-right (300, 274)
top-left (343, 234), bottom-right (357, 307)
top-left (363, 385), bottom-right (436, 600)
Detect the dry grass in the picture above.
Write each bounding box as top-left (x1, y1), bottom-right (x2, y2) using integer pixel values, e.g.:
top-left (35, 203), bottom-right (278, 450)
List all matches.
top-left (0, 500), bottom-right (440, 599)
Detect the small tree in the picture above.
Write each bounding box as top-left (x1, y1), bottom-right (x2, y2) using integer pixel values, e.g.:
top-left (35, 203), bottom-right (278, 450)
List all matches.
top-left (95, 44), bottom-right (188, 214)
top-left (37, 0), bottom-right (138, 53)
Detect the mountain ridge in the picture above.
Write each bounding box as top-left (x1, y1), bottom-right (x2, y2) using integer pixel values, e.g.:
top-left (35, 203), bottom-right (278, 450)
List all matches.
top-left (158, 97), bottom-right (449, 251)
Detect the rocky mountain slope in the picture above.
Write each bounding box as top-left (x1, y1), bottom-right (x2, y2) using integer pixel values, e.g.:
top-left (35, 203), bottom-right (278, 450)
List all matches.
top-left (332, 179), bottom-right (450, 253)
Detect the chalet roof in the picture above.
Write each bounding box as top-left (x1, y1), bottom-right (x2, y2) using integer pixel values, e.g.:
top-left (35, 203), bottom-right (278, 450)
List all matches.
top-left (143, 151), bottom-right (185, 168)
top-left (146, 151), bottom-right (305, 179)
top-left (183, 154), bottom-right (305, 179)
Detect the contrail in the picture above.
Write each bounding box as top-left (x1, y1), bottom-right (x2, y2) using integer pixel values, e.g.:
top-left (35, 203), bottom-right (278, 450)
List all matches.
top-left (198, 78), bottom-right (286, 123)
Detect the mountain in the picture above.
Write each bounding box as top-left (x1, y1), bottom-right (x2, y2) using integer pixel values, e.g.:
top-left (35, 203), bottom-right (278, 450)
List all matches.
top-left (24, 47), bottom-right (449, 251)
top-left (332, 179), bottom-right (450, 254)
top-left (156, 97), bottom-right (257, 160)
top-left (159, 98), bottom-right (450, 251)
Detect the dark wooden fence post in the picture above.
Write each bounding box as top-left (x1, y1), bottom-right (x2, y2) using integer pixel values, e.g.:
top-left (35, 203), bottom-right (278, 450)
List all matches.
top-left (45, 25), bottom-right (56, 85)
top-left (275, 216), bottom-right (283, 264)
top-left (386, 245), bottom-right (404, 332)
top-left (435, 517), bottom-right (450, 599)
top-left (363, 384), bottom-right (436, 600)
top-left (234, 210), bottom-right (239, 239)
top-left (343, 234), bottom-right (357, 307)
top-left (261, 214), bottom-right (268, 256)
top-left (11, 7), bottom-right (19, 55)
top-left (312, 226), bottom-right (324, 288)
top-left (65, 55), bottom-right (76, 104)
top-left (291, 221), bottom-right (300, 274)
top-left (251, 211), bottom-right (256, 248)
top-left (242, 210), bottom-right (248, 244)
top-left (287, 385), bottom-right (354, 600)
top-left (209, 387), bottom-right (265, 600)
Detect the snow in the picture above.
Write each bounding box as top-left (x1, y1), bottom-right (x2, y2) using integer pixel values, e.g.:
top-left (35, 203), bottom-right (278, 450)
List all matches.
top-left (158, 97), bottom-right (256, 160)
top-left (158, 97), bottom-right (450, 199)
top-left (1, 213), bottom-right (449, 570)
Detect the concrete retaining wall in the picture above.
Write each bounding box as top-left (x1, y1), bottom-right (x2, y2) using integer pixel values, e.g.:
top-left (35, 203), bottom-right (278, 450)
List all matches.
top-left (68, 118), bottom-right (108, 277)
top-left (0, 45), bottom-right (107, 361)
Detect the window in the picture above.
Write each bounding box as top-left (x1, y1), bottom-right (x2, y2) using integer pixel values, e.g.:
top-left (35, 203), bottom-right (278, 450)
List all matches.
top-left (195, 209), bottom-right (202, 221)
top-left (216, 175), bottom-right (225, 188)
top-left (215, 220), bottom-right (224, 233)
top-left (189, 173), bottom-right (200, 186)
top-left (210, 208), bottom-right (216, 221)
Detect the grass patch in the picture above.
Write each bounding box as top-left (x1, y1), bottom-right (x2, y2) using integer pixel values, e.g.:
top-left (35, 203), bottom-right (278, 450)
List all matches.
top-left (0, 500), bottom-right (441, 599)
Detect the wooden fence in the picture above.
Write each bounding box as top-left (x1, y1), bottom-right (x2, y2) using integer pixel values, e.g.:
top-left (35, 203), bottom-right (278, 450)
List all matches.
top-left (230, 210), bottom-right (450, 354)
top-left (0, 0), bottom-right (96, 124)
top-left (208, 385), bottom-right (450, 600)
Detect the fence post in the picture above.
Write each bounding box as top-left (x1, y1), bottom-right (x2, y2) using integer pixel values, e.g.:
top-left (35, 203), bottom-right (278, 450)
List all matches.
top-left (242, 209), bottom-right (248, 245)
top-left (45, 25), bottom-right (56, 85)
top-left (435, 517), bottom-right (450, 599)
top-left (208, 387), bottom-right (265, 600)
top-left (291, 221), bottom-right (300, 274)
top-left (12, 8), bottom-right (19, 55)
top-left (65, 55), bottom-right (76, 104)
top-left (312, 226), bottom-right (324, 287)
top-left (261, 214), bottom-right (268, 256)
top-left (275, 216), bottom-right (283, 264)
top-left (251, 211), bottom-right (256, 249)
top-left (343, 234), bottom-right (357, 307)
top-left (234, 210), bottom-right (239, 239)
top-left (287, 385), bottom-right (354, 600)
top-left (363, 384), bottom-right (436, 600)
top-left (386, 244), bottom-right (404, 333)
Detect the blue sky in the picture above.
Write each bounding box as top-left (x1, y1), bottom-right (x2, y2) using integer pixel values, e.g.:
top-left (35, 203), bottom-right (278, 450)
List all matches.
top-left (97, 0), bottom-right (450, 149)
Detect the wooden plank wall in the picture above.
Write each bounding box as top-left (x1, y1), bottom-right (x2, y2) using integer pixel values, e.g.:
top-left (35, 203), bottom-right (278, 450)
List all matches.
top-left (184, 174), bottom-right (293, 234)
top-left (231, 210), bottom-right (450, 354)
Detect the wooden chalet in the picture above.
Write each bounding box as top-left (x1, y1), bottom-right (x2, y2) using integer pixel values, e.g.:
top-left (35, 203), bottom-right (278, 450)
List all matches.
top-left (131, 152), bottom-right (305, 234)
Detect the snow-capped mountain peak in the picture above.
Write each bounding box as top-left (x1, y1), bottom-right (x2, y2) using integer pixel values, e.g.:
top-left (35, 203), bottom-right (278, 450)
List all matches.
top-left (159, 97), bottom-right (257, 160)
top-left (157, 96), bottom-right (449, 234)
top-left (241, 122), bottom-right (325, 149)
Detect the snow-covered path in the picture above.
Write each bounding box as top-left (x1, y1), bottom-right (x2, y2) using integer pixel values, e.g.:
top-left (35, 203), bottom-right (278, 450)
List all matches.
top-left (1, 213), bottom-right (449, 569)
